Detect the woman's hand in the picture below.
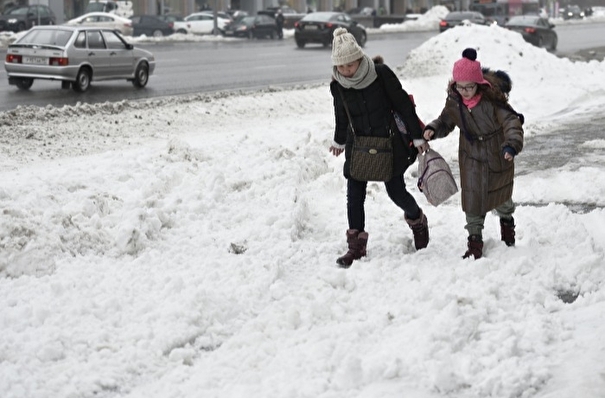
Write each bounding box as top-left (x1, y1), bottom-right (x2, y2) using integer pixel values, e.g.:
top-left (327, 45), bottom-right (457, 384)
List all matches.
top-left (330, 146), bottom-right (344, 157)
top-left (423, 129), bottom-right (435, 141)
top-left (416, 141), bottom-right (430, 154)
top-left (504, 152), bottom-right (514, 161)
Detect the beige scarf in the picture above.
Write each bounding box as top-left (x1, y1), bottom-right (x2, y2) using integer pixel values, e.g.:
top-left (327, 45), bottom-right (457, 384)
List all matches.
top-left (332, 54), bottom-right (377, 90)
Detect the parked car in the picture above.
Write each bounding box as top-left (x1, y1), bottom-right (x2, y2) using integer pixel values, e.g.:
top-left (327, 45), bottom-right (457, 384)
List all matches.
top-left (294, 12), bottom-right (367, 49)
top-left (198, 11), bottom-right (234, 23)
top-left (65, 12), bottom-right (133, 36)
top-left (84, 0), bottom-right (133, 18)
top-left (4, 26), bottom-right (155, 92)
top-left (184, 12), bottom-right (230, 35)
top-left (223, 15), bottom-right (278, 39)
top-left (562, 5), bottom-right (584, 20)
top-left (505, 15), bottom-right (557, 50)
top-left (0, 5), bottom-right (56, 33)
top-left (157, 14), bottom-right (189, 34)
top-left (130, 14), bottom-right (174, 37)
top-left (439, 11), bottom-right (487, 32)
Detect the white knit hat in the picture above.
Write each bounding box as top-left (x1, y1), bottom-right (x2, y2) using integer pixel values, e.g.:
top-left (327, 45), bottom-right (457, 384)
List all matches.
top-left (331, 27), bottom-right (363, 66)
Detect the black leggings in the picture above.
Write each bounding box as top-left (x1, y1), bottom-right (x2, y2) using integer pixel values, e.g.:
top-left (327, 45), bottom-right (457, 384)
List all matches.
top-left (347, 174), bottom-right (421, 232)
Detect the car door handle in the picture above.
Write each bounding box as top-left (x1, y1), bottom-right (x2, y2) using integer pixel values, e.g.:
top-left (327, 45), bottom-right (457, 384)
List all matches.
top-left (88, 52), bottom-right (95, 56)
top-left (110, 52), bottom-right (117, 56)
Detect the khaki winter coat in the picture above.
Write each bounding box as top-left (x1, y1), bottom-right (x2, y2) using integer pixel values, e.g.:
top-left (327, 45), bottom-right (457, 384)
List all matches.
top-left (425, 72), bottom-right (524, 215)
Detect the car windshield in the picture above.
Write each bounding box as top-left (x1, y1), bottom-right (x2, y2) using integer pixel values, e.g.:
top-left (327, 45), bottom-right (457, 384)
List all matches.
top-left (17, 29), bottom-right (73, 47)
top-left (446, 12), bottom-right (476, 21)
top-left (507, 16), bottom-right (538, 26)
top-left (301, 12), bottom-right (335, 22)
top-left (239, 16), bottom-right (255, 24)
top-left (7, 7), bottom-right (29, 15)
top-left (86, 3), bottom-right (106, 13)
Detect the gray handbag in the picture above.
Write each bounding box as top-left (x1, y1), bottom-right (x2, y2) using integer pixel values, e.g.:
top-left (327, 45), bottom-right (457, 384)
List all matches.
top-left (417, 149), bottom-right (458, 206)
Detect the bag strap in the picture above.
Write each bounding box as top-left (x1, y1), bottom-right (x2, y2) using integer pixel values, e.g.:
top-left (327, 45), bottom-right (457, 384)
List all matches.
top-left (336, 85), bottom-right (356, 135)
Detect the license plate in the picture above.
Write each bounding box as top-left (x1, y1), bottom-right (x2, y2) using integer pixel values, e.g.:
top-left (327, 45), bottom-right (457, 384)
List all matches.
top-left (304, 25), bottom-right (318, 30)
top-left (23, 56), bottom-right (47, 65)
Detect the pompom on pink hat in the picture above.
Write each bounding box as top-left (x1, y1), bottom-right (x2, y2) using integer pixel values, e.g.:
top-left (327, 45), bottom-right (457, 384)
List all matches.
top-left (452, 48), bottom-right (492, 87)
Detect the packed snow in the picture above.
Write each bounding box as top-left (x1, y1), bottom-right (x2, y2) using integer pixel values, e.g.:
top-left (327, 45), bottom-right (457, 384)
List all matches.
top-left (1, 13), bottom-right (605, 398)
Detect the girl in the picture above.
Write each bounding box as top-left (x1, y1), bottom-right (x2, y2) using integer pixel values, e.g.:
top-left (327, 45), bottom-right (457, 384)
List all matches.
top-left (423, 48), bottom-right (524, 259)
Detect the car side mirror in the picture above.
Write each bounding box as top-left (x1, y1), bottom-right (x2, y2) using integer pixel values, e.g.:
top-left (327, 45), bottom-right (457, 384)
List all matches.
top-left (549, 23), bottom-right (555, 28)
top-left (125, 43), bottom-right (133, 50)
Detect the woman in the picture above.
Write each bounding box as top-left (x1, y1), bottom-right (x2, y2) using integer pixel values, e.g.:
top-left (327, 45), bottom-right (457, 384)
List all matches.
top-left (423, 48), bottom-right (524, 259)
top-left (329, 27), bottom-right (429, 268)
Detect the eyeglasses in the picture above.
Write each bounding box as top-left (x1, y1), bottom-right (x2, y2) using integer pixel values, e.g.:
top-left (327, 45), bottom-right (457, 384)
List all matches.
top-left (456, 84), bottom-right (477, 92)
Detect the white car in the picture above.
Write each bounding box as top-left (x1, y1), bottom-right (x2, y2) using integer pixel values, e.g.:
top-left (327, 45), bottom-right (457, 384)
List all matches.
top-left (184, 12), bottom-right (230, 34)
top-left (65, 12), bottom-right (133, 36)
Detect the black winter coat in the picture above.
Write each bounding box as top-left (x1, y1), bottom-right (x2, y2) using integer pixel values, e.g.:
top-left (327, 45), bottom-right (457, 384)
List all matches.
top-left (330, 63), bottom-right (423, 179)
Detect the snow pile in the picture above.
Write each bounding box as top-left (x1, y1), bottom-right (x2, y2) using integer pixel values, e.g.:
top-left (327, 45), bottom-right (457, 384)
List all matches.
top-left (1, 19), bottom-right (605, 398)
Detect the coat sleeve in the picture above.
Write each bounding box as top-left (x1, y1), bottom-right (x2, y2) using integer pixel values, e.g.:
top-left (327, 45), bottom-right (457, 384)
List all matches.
top-left (425, 99), bottom-right (457, 140)
top-left (329, 81), bottom-right (349, 146)
top-left (495, 106), bottom-right (524, 155)
top-left (378, 65), bottom-right (423, 140)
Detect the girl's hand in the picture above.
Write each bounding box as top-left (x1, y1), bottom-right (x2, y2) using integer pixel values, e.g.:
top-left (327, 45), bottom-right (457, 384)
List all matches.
top-left (504, 152), bottom-right (514, 161)
top-left (330, 146), bottom-right (344, 157)
top-left (423, 129), bottom-right (435, 141)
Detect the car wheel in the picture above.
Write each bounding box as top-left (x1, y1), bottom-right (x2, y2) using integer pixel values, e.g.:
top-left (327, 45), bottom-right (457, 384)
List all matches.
top-left (176, 29), bottom-right (187, 34)
top-left (357, 32), bottom-right (367, 48)
top-left (537, 36), bottom-right (544, 48)
top-left (212, 27), bottom-right (222, 35)
top-left (550, 36), bottom-right (558, 51)
top-left (15, 78), bottom-right (34, 90)
top-left (17, 22), bottom-right (26, 32)
top-left (132, 62), bottom-right (149, 88)
top-left (73, 68), bottom-right (91, 92)
top-left (152, 29), bottom-right (163, 38)
top-left (295, 39), bottom-right (306, 48)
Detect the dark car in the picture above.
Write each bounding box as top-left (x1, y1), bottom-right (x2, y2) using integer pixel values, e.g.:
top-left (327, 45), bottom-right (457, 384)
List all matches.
top-left (505, 15), bottom-right (557, 50)
top-left (294, 11), bottom-right (366, 49)
top-left (223, 15), bottom-right (278, 39)
top-left (0, 5), bottom-right (56, 33)
top-left (129, 15), bottom-right (174, 37)
top-left (439, 11), bottom-right (487, 32)
top-left (562, 5), bottom-right (584, 20)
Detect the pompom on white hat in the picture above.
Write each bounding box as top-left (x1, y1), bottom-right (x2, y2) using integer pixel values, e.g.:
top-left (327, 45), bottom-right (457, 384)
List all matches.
top-left (331, 27), bottom-right (364, 66)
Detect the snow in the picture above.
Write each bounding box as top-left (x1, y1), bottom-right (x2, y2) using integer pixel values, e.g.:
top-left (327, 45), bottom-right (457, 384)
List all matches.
top-left (1, 8), bottom-right (605, 398)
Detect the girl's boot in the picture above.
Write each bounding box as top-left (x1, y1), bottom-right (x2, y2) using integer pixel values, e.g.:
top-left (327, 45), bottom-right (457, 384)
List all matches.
top-left (405, 209), bottom-right (429, 250)
top-left (500, 217), bottom-right (516, 246)
top-left (463, 235), bottom-right (483, 259)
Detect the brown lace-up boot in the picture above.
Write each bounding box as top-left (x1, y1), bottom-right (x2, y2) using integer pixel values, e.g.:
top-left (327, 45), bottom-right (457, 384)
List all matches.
top-left (500, 217), bottom-right (516, 247)
top-left (463, 235), bottom-right (483, 259)
top-left (405, 209), bottom-right (429, 250)
top-left (336, 229), bottom-right (369, 268)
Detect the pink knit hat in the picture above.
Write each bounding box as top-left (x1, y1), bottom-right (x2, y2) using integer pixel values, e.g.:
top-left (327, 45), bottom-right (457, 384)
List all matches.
top-left (452, 48), bottom-right (491, 87)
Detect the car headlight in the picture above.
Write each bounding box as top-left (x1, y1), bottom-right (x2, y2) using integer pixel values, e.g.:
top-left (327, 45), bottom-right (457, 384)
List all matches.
top-left (8, 18), bottom-right (17, 23)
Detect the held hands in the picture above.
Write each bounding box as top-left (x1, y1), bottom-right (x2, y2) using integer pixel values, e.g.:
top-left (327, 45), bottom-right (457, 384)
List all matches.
top-left (423, 129), bottom-right (435, 141)
top-left (329, 146), bottom-right (344, 157)
top-left (504, 152), bottom-right (514, 161)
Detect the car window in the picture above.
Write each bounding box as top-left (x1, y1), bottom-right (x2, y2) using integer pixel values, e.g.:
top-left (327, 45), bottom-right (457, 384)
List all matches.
top-left (8, 7), bottom-right (29, 15)
top-left (130, 16), bottom-right (140, 24)
top-left (83, 16), bottom-right (97, 22)
top-left (38, 6), bottom-right (50, 17)
top-left (98, 16), bottom-right (113, 22)
top-left (74, 31), bottom-right (86, 48)
top-left (87, 31), bottom-right (106, 49)
top-left (102, 31), bottom-right (127, 49)
top-left (17, 28), bottom-right (73, 46)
